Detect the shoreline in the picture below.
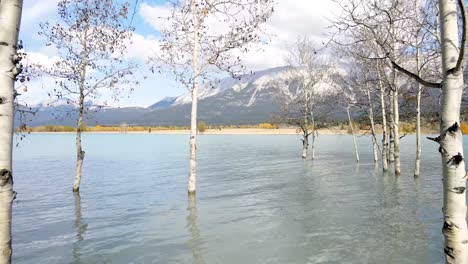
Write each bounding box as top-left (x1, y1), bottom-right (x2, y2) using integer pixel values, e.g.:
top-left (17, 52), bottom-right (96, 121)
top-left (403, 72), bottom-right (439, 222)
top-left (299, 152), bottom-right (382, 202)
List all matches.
top-left (25, 128), bottom-right (439, 135)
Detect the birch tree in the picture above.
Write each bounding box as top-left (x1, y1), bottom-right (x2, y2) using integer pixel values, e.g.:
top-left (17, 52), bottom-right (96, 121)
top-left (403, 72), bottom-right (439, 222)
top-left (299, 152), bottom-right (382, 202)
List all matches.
top-left (332, 0), bottom-right (429, 176)
top-left (376, 61), bottom-right (389, 171)
top-left (335, 0), bottom-right (468, 261)
top-left (284, 37), bottom-right (329, 160)
top-left (429, 1), bottom-right (468, 261)
top-left (38, 0), bottom-right (137, 192)
top-left (346, 106), bottom-right (360, 163)
top-left (0, 1), bottom-right (22, 262)
top-left (155, 0), bottom-right (274, 195)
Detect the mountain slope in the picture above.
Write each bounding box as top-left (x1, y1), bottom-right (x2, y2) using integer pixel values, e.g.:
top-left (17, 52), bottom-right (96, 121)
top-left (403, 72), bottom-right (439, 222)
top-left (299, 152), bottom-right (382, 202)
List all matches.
top-left (20, 66), bottom-right (336, 126)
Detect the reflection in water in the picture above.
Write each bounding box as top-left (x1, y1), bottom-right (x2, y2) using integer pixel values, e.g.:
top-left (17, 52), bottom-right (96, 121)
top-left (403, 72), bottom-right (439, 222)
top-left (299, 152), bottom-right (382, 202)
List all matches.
top-left (187, 195), bottom-right (205, 264)
top-left (373, 163), bottom-right (379, 176)
top-left (72, 193), bottom-right (88, 264)
top-left (12, 135), bottom-right (448, 263)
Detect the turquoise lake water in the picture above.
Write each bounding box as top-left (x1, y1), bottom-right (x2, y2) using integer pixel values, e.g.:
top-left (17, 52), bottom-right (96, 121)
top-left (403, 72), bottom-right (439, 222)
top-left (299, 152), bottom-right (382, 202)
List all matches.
top-left (11, 133), bottom-right (454, 263)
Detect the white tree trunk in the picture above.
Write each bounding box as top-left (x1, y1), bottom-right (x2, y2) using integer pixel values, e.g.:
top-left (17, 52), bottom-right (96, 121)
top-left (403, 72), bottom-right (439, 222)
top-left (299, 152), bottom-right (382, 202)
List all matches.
top-left (393, 85), bottom-right (401, 176)
top-left (378, 62), bottom-right (389, 171)
top-left (347, 106), bottom-right (359, 163)
top-left (301, 133), bottom-right (308, 159)
top-left (311, 111), bottom-right (316, 160)
top-left (73, 94), bottom-right (85, 192)
top-left (414, 48), bottom-right (422, 177)
top-left (366, 82), bottom-right (378, 163)
top-left (438, 1), bottom-right (468, 262)
top-left (73, 39), bottom-right (88, 193)
top-left (0, 1), bottom-right (22, 262)
top-left (302, 92), bottom-right (309, 159)
top-left (388, 91), bottom-right (395, 163)
top-left (188, 1), bottom-right (199, 195)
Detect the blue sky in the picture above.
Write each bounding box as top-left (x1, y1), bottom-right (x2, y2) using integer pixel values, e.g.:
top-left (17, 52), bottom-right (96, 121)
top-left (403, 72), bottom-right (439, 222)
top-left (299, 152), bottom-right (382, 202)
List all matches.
top-left (19, 0), bottom-right (334, 107)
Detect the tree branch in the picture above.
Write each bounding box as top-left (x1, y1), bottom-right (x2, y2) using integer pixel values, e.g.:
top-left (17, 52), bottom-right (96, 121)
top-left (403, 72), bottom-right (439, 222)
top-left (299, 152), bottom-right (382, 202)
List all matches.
top-left (389, 60), bottom-right (442, 88)
top-left (455, 0), bottom-right (467, 73)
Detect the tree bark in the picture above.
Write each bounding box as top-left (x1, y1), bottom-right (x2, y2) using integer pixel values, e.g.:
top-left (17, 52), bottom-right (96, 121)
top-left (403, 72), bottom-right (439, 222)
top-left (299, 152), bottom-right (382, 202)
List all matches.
top-left (73, 28), bottom-right (88, 193)
top-left (377, 61), bottom-right (389, 171)
top-left (438, 1), bottom-right (468, 262)
top-left (301, 136), bottom-right (308, 159)
top-left (0, 1), bottom-right (22, 262)
top-left (188, 0), bottom-right (199, 195)
top-left (311, 111), bottom-right (316, 160)
top-left (414, 47), bottom-right (422, 177)
top-left (366, 81), bottom-right (378, 163)
top-left (393, 84), bottom-right (401, 176)
top-left (347, 106), bottom-right (359, 163)
top-left (388, 90), bottom-right (395, 163)
top-left (302, 91), bottom-right (309, 159)
top-left (73, 93), bottom-right (85, 192)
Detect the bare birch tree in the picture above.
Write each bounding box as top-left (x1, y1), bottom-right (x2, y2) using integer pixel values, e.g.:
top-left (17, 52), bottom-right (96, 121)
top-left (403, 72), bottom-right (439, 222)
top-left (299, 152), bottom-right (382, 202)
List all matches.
top-left (346, 105), bottom-right (360, 163)
top-left (154, 0), bottom-right (274, 195)
top-left (0, 1), bottom-right (23, 262)
top-left (334, 0), bottom-right (468, 261)
top-left (284, 37), bottom-right (329, 160)
top-left (37, 0), bottom-right (137, 192)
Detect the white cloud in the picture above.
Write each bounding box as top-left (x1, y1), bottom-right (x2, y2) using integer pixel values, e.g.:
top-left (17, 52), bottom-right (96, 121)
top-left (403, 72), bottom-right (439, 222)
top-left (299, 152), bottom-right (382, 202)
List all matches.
top-left (123, 32), bottom-right (160, 62)
top-left (139, 0), bottom-right (337, 71)
top-left (139, 2), bottom-right (172, 31)
top-left (22, 0), bottom-right (59, 28)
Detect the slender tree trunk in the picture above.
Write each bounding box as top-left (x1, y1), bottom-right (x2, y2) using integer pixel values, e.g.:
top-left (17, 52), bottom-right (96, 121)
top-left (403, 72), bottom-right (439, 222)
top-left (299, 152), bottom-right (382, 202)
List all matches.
top-left (378, 62), bottom-right (389, 171)
top-left (188, 1), bottom-right (199, 195)
top-left (366, 82), bottom-right (378, 163)
top-left (301, 133), bottom-right (308, 159)
top-left (73, 32), bottom-right (88, 193)
top-left (414, 48), bottom-right (422, 177)
top-left (388, 91), bottom-right (395, 163)
top-left (0, 1), bottom-right (22, 262)
top-left (347, 106), bottom-right (359, 163)
top-left (390, 21), bottom-right (401, 175)
top-left (393, 85), bottom-right (401, 176)
top-left (437, 1), bottom-right (468, 262)
top-left (302, 92), bottom-right (309, 159)
top-left (311, 111), bottom-right (316, 160)
top-left (73, 93), bottom-right (85, 192)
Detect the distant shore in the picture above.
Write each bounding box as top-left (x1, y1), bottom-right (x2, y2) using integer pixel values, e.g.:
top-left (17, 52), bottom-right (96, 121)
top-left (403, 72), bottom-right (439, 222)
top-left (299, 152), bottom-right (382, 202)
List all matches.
top-left (29, 127), bottom-right (439, 135)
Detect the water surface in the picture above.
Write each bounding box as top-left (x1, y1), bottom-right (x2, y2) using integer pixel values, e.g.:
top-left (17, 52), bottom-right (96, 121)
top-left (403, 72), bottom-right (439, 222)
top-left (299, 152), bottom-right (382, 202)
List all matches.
top-left (13, 133), bottom-right (450, 263)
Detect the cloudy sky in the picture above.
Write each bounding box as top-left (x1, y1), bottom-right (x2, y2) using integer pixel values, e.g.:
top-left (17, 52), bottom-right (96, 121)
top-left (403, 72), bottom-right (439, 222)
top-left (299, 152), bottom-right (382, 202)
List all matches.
top-left (20, 0), bottom-right (336, 107)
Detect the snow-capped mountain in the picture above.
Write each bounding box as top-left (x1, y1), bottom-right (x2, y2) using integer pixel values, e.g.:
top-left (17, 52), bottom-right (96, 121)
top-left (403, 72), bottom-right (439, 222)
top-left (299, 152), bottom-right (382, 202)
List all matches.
top-left (19, 66), bottom-right (337, 126)
top-left (152, 66), bottom-right (326, 109)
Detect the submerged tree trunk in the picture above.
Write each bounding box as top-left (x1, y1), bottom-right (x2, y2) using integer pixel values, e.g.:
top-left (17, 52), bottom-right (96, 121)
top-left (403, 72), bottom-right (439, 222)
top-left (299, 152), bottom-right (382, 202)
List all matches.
top-left (311, 111), bottom-right (316, 160)
top-left (388, 91), bottom-right (395, 163)
top-left (378, 62), bottom-right (388, 171)
top-left (73, 36), bottom-right (88, 192)
top-left (301, 131), bottom-right (309, 159)
top-left (301, 92), bottom-right (309, 159)
top-left (73, 192), bottom-right (87, 262)
top-left (436, 1), bottom-right (468, 262)
top-left (393, 85), bottom-right (401, 176)
top-left (188, 1), bottom-right (199, 195)
top-left (414, 48), bottom-right (422, 177)
top-left (187, 194), bottom-right (205, 263)
top-left (366, 82), bottom-right (378, 163)
top-left (347, 106), bottom-right (359, 163)
top-left (0, 1), bottom-right (22, 262)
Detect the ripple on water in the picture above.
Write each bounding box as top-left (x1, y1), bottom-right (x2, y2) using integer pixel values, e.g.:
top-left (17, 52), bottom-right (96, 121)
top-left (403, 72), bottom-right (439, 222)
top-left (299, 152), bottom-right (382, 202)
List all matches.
top-left (12, 134), bottom-right (448, 263)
